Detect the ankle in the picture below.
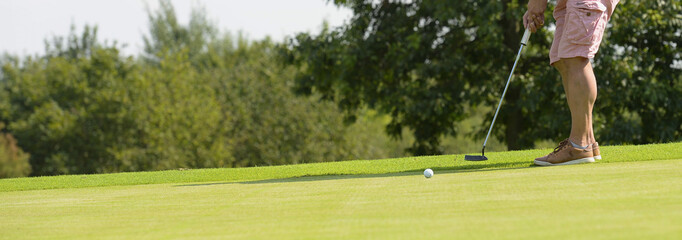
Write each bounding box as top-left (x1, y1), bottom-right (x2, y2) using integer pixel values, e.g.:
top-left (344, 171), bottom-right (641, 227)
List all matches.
top-left (568, 137), bottom-right (590, 147)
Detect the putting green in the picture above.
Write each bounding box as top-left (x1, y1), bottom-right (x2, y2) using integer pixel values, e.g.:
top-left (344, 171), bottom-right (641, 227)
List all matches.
top-left (2, 142), bottom-right (681, 192)
top-left (1, 159), bottom-right (680, 239)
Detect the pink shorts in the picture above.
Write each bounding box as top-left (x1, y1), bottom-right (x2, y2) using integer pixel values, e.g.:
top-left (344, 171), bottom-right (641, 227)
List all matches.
top-left (550, 0), bottom-right (619, 65)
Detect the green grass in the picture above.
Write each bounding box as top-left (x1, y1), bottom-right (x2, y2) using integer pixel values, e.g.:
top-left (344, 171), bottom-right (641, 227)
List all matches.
top-left (1, 142), bottom-right (681, 239)
top-left (1, 160), bottom-right (680, 239)
top-left (1, 142), bottom-right (681, 192)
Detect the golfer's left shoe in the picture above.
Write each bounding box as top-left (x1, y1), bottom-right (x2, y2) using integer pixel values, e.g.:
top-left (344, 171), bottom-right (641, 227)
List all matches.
top-left (534, 139), bottom-right (595, 166)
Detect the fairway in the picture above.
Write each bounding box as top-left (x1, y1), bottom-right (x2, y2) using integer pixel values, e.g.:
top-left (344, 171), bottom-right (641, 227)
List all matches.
top-left (2, 158), bottom-right (681, 239)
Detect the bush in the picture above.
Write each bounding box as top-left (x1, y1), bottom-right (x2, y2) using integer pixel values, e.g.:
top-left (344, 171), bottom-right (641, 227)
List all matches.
top-left (0, 123), bottom-right (31, 178)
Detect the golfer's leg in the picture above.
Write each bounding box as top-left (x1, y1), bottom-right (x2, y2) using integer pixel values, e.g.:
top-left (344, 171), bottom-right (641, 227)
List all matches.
top-left (555, 57), bottom-right (597, 146)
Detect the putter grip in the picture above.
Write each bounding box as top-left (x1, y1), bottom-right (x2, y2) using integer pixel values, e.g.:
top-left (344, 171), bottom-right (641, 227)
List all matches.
top-left (521, 28), bottom-right (531, 45)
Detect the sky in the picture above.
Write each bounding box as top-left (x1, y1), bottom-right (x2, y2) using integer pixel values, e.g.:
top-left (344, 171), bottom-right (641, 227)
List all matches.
top-left (0, 0), bottom-right (352, 57)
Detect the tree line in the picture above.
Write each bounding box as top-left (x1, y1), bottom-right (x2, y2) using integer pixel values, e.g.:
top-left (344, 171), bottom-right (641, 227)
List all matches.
top-left (0, 1), bottom-right (405, 177)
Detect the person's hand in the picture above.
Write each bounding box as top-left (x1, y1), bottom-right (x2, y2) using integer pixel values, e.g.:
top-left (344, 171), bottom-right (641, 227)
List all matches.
top-left (523, 0), bottom-right (548, 33)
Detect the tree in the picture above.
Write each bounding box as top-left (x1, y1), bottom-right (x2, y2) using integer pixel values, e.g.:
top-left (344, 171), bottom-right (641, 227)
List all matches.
top-left (142, 0), bottom-right (392, 166)
top-left (592, 1), bottom-right (682, 144)
top-left (283, 0), bottom-right (681, 155)
top-left (283, 0), bottom-right (554, 154)
top-left (0, 25), bottom-right (235, 175)
top-left (0, 26), bottom-right (143, 175)
top-left (142, 0), bottom-right (217, 66)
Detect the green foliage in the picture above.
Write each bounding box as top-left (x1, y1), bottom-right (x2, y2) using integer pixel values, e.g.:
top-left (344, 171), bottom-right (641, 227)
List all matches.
top-left (0, 0), bottom-right (398, 176)
top-left (0, 26), bottom-right (143, 175)
top-left (141, 1), bottom-right (389, 166)
top-left (284, 0), bottom-right (681, 154)
top-left (142, 0), bottom-right (217, 65)
top-left (121, 50), bottom-right (234, 171)
top-left (283, 0), bottom-right (556, 154)
top-left (593, 0), bottom-right (682, 144)
top-left (0, 123), bottom-right (31, 178)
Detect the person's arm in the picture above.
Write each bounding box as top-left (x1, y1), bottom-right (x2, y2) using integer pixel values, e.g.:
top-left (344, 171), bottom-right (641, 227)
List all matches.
top-left (524, 0), bottom-right (548, 33)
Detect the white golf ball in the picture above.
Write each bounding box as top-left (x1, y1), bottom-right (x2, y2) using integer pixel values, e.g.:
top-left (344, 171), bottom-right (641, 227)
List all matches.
top-left (424, 169), bottom-right (434, 178)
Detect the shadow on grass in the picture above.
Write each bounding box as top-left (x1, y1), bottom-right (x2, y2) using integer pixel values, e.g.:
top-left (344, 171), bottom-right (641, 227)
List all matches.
top-left (174, 161), bottom-right (536, 187)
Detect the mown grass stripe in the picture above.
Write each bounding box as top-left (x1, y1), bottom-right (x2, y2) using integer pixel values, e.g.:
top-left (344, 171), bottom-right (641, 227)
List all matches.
top-left (1, 142), bottom-right (680, 192)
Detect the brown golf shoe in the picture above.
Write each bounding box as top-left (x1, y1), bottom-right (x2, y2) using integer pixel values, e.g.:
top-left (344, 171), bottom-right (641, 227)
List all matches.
top-left (534, 139), bottom-right (595, 166)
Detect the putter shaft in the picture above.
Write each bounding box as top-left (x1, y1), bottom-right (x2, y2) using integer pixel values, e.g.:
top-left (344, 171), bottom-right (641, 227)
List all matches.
top-left (480, 29), bottom-right (531, 153)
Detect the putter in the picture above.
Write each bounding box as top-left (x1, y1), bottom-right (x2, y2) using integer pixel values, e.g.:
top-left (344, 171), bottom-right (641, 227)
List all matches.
top-left (465, 29), bottom-right (531, 161)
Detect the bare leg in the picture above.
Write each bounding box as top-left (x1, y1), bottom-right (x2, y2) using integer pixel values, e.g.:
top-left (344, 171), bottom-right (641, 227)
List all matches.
top-left (552, 57), bottom-right (597, 146)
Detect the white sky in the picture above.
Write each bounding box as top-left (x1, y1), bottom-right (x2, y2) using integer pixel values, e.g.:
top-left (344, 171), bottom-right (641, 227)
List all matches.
top-left (0, 0), bottom-right (352, 57)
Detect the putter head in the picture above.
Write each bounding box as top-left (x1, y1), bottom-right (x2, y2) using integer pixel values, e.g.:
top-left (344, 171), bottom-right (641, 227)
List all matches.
top-left (464, 155), bottom-right (488, 161)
